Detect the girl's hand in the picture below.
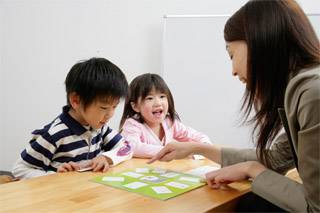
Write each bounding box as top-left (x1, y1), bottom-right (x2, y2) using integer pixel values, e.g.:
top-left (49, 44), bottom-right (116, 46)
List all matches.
top-left (205, 161), bottom-right (266, 189)
top-left (91, 156), bottom-right (110, 172)
top-left (57, 162), bottom-right (80, 172)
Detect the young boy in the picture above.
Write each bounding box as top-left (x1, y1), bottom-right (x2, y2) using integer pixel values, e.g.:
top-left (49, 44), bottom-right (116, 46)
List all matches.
top-left (12, 58), bottom-right (133, 179)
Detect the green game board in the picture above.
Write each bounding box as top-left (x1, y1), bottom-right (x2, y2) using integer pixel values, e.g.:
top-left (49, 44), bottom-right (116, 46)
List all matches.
top-left (92, 167), bottom-right (206, 200)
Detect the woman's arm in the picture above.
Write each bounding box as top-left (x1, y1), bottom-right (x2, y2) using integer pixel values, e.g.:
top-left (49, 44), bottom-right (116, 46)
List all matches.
top-left (148, 142), bottom-right (221, 163)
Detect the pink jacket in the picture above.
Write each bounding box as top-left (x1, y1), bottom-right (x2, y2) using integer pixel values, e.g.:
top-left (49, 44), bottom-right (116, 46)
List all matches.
top-left (121, 117), bottom-right (212, 158)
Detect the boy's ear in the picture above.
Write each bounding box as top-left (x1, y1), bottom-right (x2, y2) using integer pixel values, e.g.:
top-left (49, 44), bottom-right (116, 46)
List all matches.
top-left (130, 102), bottom-right (140, 113)
top-left (69, 92), bottom-right (81, 110)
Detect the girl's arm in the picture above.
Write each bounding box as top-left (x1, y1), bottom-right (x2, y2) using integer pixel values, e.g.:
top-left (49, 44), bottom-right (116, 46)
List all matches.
top-left (121, 119), bottom-right (163, 158)
top-left (172, 120), bottom-right (212, 144)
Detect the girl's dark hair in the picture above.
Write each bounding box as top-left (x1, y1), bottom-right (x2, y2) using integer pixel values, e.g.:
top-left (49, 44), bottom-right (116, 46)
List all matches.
top-left (120, 73), bottom-right (180, 129)
top-left (65, 57), bottom-right (128, 109)
top-left (224, 0), bottom-right (320, 168)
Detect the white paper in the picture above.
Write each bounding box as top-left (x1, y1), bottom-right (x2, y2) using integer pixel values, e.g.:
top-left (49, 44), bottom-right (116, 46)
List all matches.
top-left (152, 168), bottom-right (167, 174)
top-left (135, 168), bottom-right (150, 173)
top-left (123, 182), bottom-right (148, 189)
top-left (186, 165), bottom-right (220, 179)
top-left (102, 176), bottom-right (124, 182)
top-left (77, 167), bottom-right (93, 172)
top-left (160, 172), bottom-right (179, 178)
top-left (179, 176), bottom-right (201, 183)
top-left (140, 176), bottom-right (159, 181)
top-left (192, 154), bottom-right (205, 160)
top-left (151, 186), bottom-right (172, 194)
top-left (165, 181), bottom-right (189, 189)
top-left (122, 172), bottom-right (143, 178)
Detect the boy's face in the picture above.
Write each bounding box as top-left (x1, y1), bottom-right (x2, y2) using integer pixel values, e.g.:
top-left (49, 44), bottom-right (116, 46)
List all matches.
top-left (71, 95), bottom-right (120, 129)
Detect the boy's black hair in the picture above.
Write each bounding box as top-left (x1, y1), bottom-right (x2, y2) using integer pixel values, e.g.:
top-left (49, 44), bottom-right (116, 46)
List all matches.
top-left (65, 57), bottom-right (128, 109)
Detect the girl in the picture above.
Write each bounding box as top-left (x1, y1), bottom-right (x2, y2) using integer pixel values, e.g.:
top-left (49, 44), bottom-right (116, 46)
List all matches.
top-left (148, 0), bottom-right (320, 212)
top-left (120, 73), bottom-right (212, 158)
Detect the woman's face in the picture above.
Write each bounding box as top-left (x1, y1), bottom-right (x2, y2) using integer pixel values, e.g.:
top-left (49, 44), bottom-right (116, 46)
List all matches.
top-left (226, 41), bottom-right (248, 84)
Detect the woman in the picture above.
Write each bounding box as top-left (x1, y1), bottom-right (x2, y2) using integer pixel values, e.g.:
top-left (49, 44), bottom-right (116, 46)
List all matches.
top-left (148, 0), bottom-right (319, 212)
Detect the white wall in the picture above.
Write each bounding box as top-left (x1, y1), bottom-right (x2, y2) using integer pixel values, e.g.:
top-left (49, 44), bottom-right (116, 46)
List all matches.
top-left (0, 0), bottom-right (318, 171)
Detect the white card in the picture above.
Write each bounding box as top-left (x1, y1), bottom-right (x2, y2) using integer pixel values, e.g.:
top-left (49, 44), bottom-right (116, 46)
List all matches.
top-left (152, 168), bottom-right (167, 174)
top-left (160, 172), bottom-right (179, 178)
top-left (135, 168), bottom-right (150, 173)
top-left (186, 165), bottom-right (220, 179)
top-left (77, 167), bottom-right (93, 172)
top-left (140, 176), bottom-right (159, 181)
top-left (122, 172), bottom-right (143, 178)
top-left (192, 154), bottom-right (205, 160)
top-left (102, 176), bottom-right (124, 182)
top-left (151, 186), bottom-right (172, 194)
top-left (165, 181), bottom-right (189, 189)
top-left (179, 176), bottom-right (201, 183)
top-left (123, 182), bottom-right (148, 189)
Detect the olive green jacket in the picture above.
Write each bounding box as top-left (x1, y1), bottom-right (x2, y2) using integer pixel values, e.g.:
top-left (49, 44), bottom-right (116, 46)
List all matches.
top-left (221, 66), bottom-right (320, 212)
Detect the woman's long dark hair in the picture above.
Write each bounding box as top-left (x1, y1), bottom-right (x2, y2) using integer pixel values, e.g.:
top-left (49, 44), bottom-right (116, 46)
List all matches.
top-left (224, 0), bottom-right (320, 168)
top-left (119, 73), bottom-right (180, 130)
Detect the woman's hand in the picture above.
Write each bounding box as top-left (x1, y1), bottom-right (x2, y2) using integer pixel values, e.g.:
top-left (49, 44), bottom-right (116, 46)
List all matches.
top-left (148, 141), bottom-right (221, 164)
top-left (205, 161), bottom-right (266, 189)
top-left (148, 142), bottom-right (198, 163)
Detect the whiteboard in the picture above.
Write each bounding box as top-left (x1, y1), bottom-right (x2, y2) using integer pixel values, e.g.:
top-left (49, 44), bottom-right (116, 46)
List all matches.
top-left (162, 14), bottom-right (320, 148)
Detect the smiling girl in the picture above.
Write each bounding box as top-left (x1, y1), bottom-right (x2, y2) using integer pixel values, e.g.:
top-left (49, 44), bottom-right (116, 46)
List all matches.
top-left (120, 73), bottom-right (212, 158)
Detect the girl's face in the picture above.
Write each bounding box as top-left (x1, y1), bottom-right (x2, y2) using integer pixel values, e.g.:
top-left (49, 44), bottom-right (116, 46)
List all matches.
top-left (226, 40), bottom-right (248, 84)
top-left (131, 88), bottom-right (169, 128)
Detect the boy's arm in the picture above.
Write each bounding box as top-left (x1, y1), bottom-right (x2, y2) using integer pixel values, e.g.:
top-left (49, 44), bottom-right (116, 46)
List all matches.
top-left (12, 157), bottom-right (55, 179)
top-left (12, 133), bottom-right (57, 179)
top-left (100, 127), bottom-right (133, 166)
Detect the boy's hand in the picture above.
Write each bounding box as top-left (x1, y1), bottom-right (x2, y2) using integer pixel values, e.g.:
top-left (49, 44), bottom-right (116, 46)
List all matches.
top-left (57, 162), bottom-right (80, 172)
top-left (91, 156), bottom-right (110, 172)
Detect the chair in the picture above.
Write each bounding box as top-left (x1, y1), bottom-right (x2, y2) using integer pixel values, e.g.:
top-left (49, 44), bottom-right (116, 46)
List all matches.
top-left (0, 171), bottom-right (15, 184)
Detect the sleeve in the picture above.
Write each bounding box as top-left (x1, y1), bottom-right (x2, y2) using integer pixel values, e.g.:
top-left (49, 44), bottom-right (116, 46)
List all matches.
top-left (295, 83), bottom-right (320, 212)
top-left (267, 132), bottom-right (295, 174)
top-left (12, 132), bottom-right (57, 179)
top-left (173, 120), bottom-right (212, 144)
top-left (252, 169), bottom-right (307, 212)
top-left (121, 119), bottom-right (163, 158)
top-left (221, 132), bottom-right (295, 172)
top-left (12, 157), bottom-right (55, 180)
top-left (221, 148), bottom-right (258, 167)
top-left (100, 127), bottom-right (133, 166)
top-left (253, 80), bottom-right (320, 212)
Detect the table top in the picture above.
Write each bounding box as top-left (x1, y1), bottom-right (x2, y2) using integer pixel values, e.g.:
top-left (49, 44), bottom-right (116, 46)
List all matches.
top-left (0, 158), bottom-right (251, 212)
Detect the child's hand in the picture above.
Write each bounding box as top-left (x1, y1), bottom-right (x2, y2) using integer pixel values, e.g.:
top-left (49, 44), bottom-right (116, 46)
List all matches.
top-left (91, 156), bottom-right (110, 172)
top-left (57, 162), bottom-right (80, 172)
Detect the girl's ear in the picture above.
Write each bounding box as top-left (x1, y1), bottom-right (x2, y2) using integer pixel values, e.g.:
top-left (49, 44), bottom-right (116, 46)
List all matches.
top-left (69, 92), bottom-right (81, 110)
top-left (130, 101), bottom-right (140, 113)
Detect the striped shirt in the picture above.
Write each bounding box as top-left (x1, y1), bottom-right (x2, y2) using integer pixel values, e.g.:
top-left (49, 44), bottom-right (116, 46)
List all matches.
top-left (12, 106), bottom-right (132, 179)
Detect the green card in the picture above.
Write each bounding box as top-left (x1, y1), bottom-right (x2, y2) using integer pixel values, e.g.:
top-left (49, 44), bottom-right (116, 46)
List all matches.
top-left (92, 167), bottom-right (206, 200)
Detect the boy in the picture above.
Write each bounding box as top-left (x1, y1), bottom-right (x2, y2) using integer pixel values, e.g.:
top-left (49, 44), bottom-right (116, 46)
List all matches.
top-left (12, 58), bottom-right (133, 179)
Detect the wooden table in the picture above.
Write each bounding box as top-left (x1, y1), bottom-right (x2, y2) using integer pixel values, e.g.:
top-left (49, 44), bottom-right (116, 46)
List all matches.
top-left (0, 158), bottom-right (251, 212)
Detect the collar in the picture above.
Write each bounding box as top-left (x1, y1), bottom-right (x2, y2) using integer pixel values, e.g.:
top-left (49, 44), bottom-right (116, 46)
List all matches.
top-left (59, 105), bottom-right (89, 136)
